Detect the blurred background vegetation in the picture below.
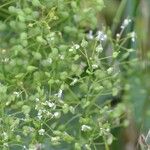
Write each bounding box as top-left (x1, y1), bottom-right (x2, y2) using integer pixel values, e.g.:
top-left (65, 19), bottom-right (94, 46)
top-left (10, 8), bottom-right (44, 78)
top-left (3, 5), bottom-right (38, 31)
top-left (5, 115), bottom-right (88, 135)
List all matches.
top-left (100, 0), bottom-right (150, 149)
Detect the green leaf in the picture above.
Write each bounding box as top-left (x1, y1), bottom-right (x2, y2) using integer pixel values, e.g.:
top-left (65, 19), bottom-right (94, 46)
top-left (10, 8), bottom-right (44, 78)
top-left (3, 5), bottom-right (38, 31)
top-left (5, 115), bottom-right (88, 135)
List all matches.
top-left (22, 105), bottom-right (31, 114)
top-left (32, 0), bottom-right (41, 7)
top-left (27, 66), bottom-right (37, 72)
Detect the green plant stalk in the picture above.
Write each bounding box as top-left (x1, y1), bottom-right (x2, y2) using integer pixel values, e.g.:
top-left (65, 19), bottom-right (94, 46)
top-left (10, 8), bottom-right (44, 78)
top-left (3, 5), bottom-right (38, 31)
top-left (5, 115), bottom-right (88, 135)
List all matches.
top-left (103, 136), bottom-right (110, 150)
top-left (111, 0), bottom-right (127, 36)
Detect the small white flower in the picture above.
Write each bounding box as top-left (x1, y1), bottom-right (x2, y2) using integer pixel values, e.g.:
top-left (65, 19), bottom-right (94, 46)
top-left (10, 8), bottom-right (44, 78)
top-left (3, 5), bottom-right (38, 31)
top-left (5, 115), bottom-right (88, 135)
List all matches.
top-left (69, 44), bottom-right (80, 51)
top-left (87, 30), bottom-right (94, 39)
top-left (57, 89), bottom-right (63, 98)
top-left (53, 112), bottom-right (61, 118)
top-left (23, 145), bottom-right (27, 149)
top-left (35, 98), bottom-right (39, 102)
top-left (74, 44), bottom-right (80, 49)
top-left (106, 128), bottom-right (110, 132)
top-left (107, 67), bottom-right (113, 74)
top-left (38, 109), bottom-right (42, 115)
top-left (131, 32), bottom-right (136, 42)
top-left (81, 125), bottom-right (92, 132)
top-left (96, 31), bottom-right (107, 41)
top-left (92, 64), bottom-right (98, 69)
top-left (59, 54), bottom-right (64, 60)
top-left (35, 105), bottom-right (38, 110)
top-left (116, 33), bottom-right (120, 38)
top-left (46, 101), bottom-right (56, 109)
top-left (37, 110), bottom-right (43, 119)
top-left (13, 91), bottom-right (20, 97)
top-left (121, 18), bottom-right (131, 29)
top-left (38, 129), bottom-right (45, 135)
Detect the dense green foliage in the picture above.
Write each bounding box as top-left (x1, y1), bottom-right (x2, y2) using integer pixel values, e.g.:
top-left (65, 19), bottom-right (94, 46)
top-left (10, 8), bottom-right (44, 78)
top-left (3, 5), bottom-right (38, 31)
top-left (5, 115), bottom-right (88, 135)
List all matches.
top-left (1, 0), bottom-right (147, 150)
